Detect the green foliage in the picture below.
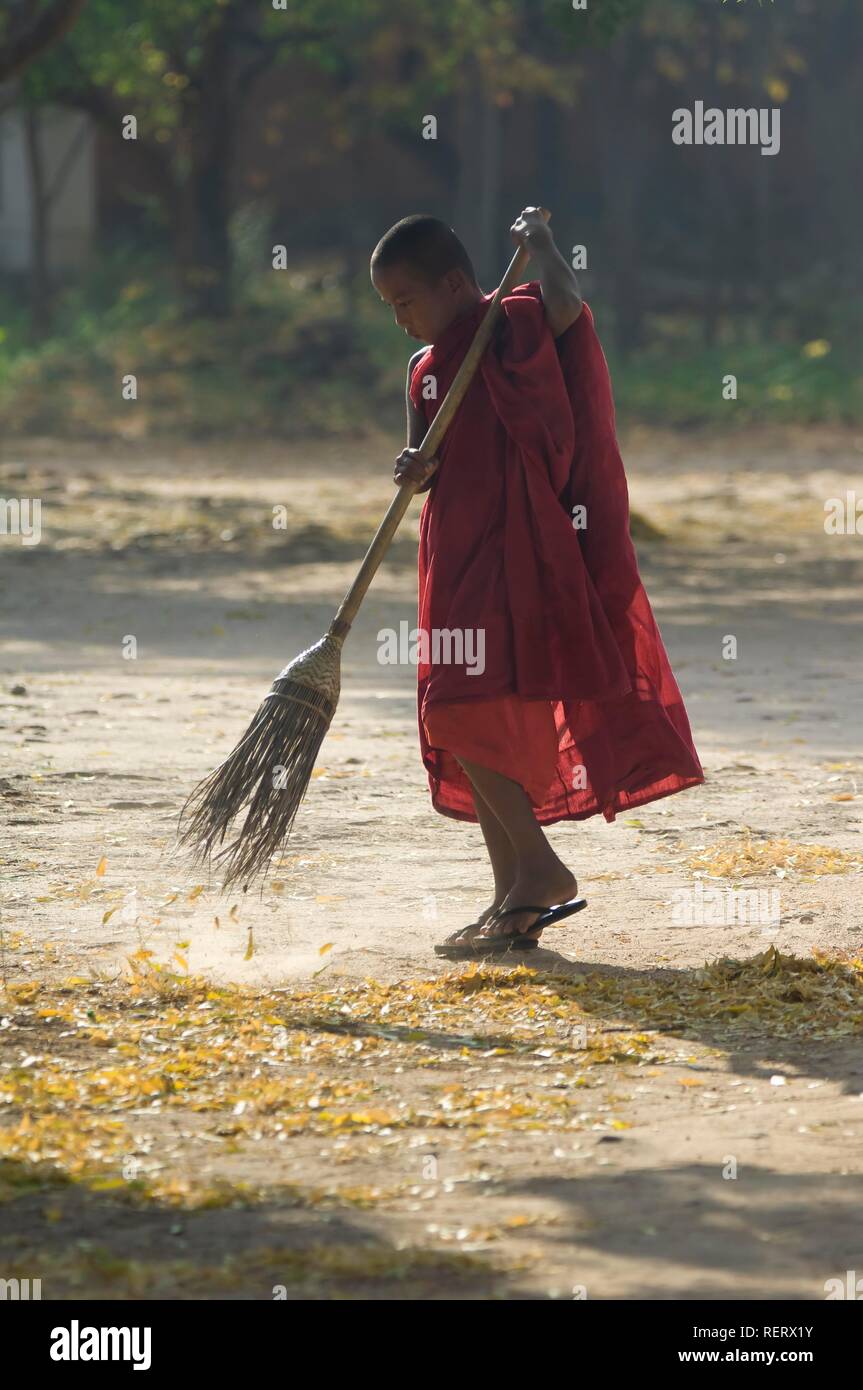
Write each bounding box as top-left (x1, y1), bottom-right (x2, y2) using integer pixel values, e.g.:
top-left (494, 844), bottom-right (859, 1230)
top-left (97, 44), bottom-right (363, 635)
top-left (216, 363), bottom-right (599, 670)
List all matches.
top-left (0, 248), bottom-right (402, 439)
top-left (607, 335), bottom-right (861, 428)
top-left (23, 0), bottom-right (218, 123)
top-left (547, 0), bottom-right (648, 45)
top-left (1, 248), bottom-right (859, 440)
top-left (21, 0), bottom-right (650, 127)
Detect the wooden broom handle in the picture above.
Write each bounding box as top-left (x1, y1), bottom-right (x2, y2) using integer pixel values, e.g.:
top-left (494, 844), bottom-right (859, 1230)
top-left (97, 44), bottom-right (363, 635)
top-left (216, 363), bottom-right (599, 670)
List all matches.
top-left (329, 209), bottom-right (551, 642)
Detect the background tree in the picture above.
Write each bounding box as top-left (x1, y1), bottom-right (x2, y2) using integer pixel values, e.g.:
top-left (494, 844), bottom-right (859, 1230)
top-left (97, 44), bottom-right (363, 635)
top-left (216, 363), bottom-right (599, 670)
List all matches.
top-left (20, 0), bottom-right (649, 321)
top-left (0, 0), bottom-right (88, 83)
top-left (24, 0), bottom-right (333, 318)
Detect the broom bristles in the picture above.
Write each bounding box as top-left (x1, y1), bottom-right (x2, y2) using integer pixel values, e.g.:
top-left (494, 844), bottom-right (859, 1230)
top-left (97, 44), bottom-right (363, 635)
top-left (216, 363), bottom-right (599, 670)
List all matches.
top-left (178, 634), bottom-right (341, 891)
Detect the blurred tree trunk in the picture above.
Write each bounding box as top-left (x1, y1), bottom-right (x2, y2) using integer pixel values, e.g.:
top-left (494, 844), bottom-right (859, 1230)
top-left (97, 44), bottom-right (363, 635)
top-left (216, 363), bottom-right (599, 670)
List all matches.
top-left (22, 107), bottom-right (52, 338)
top-left (455, 60), bottom-right (502, 288)
top-left (478, 87), bottom-right (503, 285)
top-left (342, 141), bottom-right (376, 314)
top-left (749, 13), bottom-right (782, 339)
top-left (702, 158), bottom-right (725, 350)
top-left (172, 21), bottom-right (235, 318)
top-left (535, 97), bottom-right (563, 233)
top-left (595, 39), bottom-right (647, 358)
top-left (753, 158), bottom-right (772, 339)
top-left (172, 129), bottom-right (233, 318)
top-left (702, 3), bottom-right (725, 349)
top-left (805, 0), bottom-right (863, 338)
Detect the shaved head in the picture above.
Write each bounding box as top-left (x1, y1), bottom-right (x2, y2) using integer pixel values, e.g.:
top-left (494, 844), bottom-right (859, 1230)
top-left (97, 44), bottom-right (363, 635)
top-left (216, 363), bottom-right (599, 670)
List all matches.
top-left (370, 215), bottom-right (478, 287)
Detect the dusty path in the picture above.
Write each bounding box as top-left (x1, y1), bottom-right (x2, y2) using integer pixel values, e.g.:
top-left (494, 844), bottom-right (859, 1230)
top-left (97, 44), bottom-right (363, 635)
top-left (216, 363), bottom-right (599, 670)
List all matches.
top-left (1, 427), bottom-right (861, 1299)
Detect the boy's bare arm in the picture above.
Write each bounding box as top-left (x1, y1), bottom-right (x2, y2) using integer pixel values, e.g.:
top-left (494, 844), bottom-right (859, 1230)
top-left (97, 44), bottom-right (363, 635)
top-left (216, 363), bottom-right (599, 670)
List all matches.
top-left (511, 206), bottom-right (583, 339)
top-left (395, 349), bottom-right (438, 493)
top-left (405, 349), bottom-right (426, 449)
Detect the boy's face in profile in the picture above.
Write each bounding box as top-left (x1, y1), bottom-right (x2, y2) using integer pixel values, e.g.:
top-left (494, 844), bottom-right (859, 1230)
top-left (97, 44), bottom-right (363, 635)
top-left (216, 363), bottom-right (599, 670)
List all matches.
top-left (372, 263), bottom-right (470, 345)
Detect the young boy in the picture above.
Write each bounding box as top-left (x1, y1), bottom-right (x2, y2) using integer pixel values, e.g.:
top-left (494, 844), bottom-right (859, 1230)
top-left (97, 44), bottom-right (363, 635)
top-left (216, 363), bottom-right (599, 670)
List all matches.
top-left (371, 209), bottom-right (704, 958)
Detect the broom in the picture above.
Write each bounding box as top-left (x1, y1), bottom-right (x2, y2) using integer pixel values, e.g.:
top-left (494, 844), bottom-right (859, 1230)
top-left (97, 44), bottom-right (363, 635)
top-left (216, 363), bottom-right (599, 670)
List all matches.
top-left (178, 214), bottom-right (548, 891)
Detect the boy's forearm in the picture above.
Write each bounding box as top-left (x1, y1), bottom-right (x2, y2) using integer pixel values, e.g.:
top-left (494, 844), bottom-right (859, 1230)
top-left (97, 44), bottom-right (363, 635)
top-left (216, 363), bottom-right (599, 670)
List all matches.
top-left (527, 235), bottom-right (583, 338)
top-left (406, 369), bottom-right (434, 491)
top-left (410, 413), bottom-right (434, 491)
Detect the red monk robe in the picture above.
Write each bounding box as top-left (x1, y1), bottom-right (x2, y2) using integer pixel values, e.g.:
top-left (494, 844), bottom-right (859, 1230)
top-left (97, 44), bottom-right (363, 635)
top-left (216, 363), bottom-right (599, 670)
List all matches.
top-left (409, 280), bottom-right (705, 824)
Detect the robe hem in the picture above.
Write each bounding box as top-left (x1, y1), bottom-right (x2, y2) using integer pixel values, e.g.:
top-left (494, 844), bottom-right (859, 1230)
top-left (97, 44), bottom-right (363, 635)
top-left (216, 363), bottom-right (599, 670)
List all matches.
top-left (427, 770), bottom-right (706, 826)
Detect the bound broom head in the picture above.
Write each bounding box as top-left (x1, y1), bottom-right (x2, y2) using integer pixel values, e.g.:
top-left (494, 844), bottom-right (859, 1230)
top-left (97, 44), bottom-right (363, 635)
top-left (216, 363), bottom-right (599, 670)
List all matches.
top-left (178, 631), bottom-right (343, 891)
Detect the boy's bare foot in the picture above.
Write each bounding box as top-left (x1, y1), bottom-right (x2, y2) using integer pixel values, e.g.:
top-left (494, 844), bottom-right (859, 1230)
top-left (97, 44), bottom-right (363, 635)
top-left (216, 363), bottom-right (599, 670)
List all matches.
top-left (475, 868), bottom-right (578, 943)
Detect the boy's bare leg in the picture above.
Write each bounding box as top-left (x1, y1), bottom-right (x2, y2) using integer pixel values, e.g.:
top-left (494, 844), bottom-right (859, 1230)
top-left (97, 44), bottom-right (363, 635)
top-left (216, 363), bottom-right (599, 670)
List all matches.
top-left (474, 786), bottom-right (520, 913)
top-left (447, 783), bottom-right (520, 943)
top-left (456, 756), bottom-right (577, 941)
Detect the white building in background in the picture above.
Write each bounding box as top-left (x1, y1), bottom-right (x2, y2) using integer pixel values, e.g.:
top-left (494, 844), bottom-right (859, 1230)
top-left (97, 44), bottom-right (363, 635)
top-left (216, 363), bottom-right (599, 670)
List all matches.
top-left (0, 94), bottom-right (95, 273)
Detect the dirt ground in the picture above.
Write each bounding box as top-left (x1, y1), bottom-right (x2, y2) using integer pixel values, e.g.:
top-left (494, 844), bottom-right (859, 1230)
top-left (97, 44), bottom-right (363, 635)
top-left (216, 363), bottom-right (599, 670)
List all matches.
top-left (1, 425), bottom-right (862, 1300)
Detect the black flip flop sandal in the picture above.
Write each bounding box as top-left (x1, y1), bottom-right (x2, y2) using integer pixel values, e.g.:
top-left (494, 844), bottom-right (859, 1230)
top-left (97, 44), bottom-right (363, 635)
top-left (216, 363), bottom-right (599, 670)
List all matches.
top-left (434, 897), bottom-right (587, 959)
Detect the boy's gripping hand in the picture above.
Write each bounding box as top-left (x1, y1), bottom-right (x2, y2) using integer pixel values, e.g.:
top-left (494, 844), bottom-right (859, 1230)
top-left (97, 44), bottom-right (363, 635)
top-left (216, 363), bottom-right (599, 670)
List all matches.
top-left (510, 206), bottom-right (554, 252)
top-left (394, 447), bottom-right (439, 490)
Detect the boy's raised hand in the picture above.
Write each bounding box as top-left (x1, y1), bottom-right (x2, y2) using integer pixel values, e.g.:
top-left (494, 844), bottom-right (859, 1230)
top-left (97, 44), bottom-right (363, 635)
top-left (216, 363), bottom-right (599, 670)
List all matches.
top-left (394, 447), bottom-right (439, 489)
top-left (510, 206), bottom-right (553, 251)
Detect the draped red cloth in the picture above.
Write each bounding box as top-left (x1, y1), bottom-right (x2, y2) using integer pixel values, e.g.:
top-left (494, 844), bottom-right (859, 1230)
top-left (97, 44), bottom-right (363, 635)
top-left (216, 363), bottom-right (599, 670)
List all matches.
top-left (409, 281), bottom-right (704, 824)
